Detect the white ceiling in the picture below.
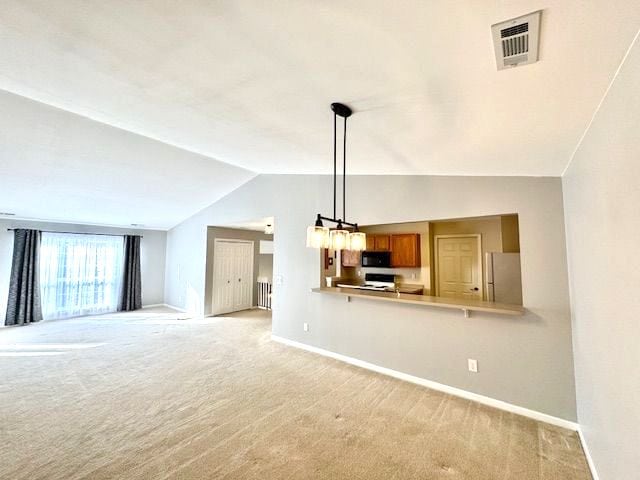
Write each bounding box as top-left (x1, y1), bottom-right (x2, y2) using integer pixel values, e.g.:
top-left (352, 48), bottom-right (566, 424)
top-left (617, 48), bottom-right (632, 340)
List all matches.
top-left (0, 1), bottom-right (639, 228)
top-left (222, 217), bottom-right (275, 232)
top-left (0, 90), bottom-right (255, 230)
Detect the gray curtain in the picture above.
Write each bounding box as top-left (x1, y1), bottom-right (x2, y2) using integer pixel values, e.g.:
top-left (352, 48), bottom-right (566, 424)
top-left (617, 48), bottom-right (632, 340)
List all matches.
top-left (118, 235), bottom-right (142, 311)
top-left (5, 229), bottom-right (43, 326)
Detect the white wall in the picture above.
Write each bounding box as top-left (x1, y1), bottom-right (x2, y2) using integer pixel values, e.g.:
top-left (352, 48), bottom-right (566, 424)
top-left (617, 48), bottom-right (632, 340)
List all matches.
top-left (563, 35), bottom-right (640, 479)
top-left (166, 174), bottom-right (577, 421)
top-left (0, 219), bottom-right (166, 320)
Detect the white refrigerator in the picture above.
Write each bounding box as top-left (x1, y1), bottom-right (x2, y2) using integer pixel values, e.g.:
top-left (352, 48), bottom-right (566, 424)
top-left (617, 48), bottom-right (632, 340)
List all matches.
top-left (485, 252), bottom-right (523, 304)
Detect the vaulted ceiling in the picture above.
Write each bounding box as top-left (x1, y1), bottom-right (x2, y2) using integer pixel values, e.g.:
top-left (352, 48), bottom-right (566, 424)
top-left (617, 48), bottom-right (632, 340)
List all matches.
top-left (0, 1), bottom-right (639, 228)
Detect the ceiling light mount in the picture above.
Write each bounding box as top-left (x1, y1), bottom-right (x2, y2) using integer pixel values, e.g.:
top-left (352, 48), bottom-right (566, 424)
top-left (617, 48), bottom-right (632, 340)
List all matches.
top-left (330, 102), bottom-right (352, 118)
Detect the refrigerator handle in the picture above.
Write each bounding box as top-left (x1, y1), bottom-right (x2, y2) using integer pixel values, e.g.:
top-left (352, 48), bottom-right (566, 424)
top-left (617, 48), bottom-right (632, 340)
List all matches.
top-left (485, 252), bottom-right (495, 302)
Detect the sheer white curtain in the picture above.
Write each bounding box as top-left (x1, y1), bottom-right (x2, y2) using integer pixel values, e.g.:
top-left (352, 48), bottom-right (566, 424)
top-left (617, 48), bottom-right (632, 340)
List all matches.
top-left (40, 233), bottom-right (125, 320)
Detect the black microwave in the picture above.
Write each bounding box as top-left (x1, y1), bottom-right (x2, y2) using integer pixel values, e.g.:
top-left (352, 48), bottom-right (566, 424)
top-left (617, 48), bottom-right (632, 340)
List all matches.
top-left (361, 251), bottom-right (391, 268)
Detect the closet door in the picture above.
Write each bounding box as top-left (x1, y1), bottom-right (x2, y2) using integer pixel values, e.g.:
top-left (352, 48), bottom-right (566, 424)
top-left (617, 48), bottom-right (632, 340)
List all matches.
top-left (233, 242), bottom-right (254, 311)
top-left (213, 240), bottom-right (254, 315)
top-left (213, 241), bottom-right (234, 315)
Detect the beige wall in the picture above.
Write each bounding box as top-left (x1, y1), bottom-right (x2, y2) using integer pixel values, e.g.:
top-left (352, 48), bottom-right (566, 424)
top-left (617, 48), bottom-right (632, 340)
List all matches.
top-left (501, 215), bottom-right (520, 253)
top-left (166, 174), bottom-right (576, 421)
top-left (204, 227), bottom-right (273, 315)
top-left (563, 35), bottom-right (640, 480)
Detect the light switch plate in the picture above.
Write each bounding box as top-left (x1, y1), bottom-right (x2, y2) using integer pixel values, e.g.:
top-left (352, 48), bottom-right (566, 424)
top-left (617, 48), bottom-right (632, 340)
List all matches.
top-left (468, 359), bottom-right (478, 373)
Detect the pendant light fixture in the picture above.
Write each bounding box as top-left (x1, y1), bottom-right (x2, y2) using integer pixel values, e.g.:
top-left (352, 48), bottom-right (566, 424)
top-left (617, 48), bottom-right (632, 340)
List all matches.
top-left (306, 103), bottom-right (365, 251)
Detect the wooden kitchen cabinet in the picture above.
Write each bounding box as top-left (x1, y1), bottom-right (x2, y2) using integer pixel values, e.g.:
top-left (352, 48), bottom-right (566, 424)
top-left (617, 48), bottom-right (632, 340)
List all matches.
top-left (391, 234), bottom-right (420, 267)
top-left (365, 234), bottom-right (391, 251)
top-left (341, 249), bottom-right (361, 267)
top-left (374, 235), bottom-right (390, 251)
top-left (366, 235), bottom-right (375, 251)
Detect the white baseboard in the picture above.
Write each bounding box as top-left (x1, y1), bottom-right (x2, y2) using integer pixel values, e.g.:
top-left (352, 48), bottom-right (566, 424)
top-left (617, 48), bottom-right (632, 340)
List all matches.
top-left (148, 303), bottom-right (189, 313)
top-left (271, 335), bottom-right (578, 431)
top-left (578, 428), bottom-right (600, 480)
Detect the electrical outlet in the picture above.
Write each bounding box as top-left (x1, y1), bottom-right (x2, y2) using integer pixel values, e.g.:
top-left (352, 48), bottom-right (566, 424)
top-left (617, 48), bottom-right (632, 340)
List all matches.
top-left (303, 322), bottom-right (309, 332)
top-left (468, 359), bottom-right (478, 373)
top-left (275, 275), bottom-right (284, 286)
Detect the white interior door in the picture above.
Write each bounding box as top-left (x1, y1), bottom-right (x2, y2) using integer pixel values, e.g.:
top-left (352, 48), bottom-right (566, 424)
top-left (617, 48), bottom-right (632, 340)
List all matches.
top-left (213, 240), bottom-right (254, 315)
top-left (436, 235), bottom-right (482, 300)
top-left (213, 241), bottom-right (232, 315)
top-left (232, 242), bottom-right (253, 311)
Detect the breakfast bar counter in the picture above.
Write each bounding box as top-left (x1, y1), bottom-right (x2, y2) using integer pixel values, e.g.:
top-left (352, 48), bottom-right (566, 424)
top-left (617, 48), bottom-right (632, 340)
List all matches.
top-left (311, 287), bottom-right (525, 316)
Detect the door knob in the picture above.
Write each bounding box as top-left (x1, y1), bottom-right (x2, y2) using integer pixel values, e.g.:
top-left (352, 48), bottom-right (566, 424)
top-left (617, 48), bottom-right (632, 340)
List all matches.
top-left (238, 278), bottom-right (241, 282)
top-left (471, 287), bottom-right (479, 291)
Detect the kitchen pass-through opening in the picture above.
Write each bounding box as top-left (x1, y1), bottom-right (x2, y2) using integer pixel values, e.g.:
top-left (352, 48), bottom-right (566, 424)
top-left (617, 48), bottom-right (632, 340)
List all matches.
top-left (321, 213), bottom-right (523, 306)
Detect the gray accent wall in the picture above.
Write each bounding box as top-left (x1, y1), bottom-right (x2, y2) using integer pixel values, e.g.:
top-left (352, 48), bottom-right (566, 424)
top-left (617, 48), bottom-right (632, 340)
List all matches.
top-left (165, 174), bottom-right (577, 421)
top-left (563, 36), bottom-right (640, 479)
top-left (0, 219), bottom-right (167, 320)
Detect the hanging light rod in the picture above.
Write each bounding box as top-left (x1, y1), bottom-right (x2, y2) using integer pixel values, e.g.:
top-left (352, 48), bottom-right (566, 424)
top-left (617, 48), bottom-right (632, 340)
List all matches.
top-left (314, 214), bottom-right (358, 228)
top-left (306, 103), bottom-right (366, 251)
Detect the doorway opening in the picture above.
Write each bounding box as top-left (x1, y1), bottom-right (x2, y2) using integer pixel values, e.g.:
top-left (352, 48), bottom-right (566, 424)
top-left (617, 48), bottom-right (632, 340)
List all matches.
top-left (204, 217), bottom-right (274, 316)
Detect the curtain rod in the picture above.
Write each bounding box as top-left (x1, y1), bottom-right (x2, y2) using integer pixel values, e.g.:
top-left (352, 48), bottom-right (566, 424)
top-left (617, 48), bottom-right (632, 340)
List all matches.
top-left (7, 229), bottom-right (143, 238)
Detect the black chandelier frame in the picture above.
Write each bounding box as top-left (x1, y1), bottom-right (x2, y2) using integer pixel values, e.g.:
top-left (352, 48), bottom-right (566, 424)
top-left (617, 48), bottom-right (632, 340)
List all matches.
top-left (314, 102), bottom-right (359, 232)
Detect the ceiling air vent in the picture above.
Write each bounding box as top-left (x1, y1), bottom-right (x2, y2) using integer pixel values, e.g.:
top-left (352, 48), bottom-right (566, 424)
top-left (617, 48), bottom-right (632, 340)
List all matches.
top-left (492, 10), bottom-right (541, 70)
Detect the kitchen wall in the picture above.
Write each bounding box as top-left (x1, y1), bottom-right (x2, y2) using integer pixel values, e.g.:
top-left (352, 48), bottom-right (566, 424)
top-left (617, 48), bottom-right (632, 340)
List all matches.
top-left (359, 221), bottom-right (431, 290)
top-left (500, 214), bottom-right (520, 253)
top-left (204, 227), bottom-right (273, 315)
top-left (0, 219), bottom-right (167, 320)
top-left (165, 174), bottom-right (576, 421)
top-left (562, 35), bottom-right (640, 479)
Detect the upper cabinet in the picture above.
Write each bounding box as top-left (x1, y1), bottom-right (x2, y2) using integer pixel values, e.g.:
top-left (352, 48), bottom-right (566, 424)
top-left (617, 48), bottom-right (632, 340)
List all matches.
top-left (390, 233), bottom-right (420, 267)
top-left (374, 234), bottom-right (390, 251)
top-left (366, 234), bottom-right (391, 252)
top-left (363, 232), bottom-right (421, 268)
top-left (366, 235), bottom-right (375, 251)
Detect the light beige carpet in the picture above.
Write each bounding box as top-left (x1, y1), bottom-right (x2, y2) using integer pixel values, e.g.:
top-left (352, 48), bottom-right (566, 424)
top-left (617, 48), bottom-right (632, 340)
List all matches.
top-left (0, 307), bottom-right (591, 480)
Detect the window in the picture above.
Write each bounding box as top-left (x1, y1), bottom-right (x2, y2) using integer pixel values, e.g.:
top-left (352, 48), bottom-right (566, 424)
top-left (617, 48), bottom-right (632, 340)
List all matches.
top-left (40, 233), bottom-right (124, 320)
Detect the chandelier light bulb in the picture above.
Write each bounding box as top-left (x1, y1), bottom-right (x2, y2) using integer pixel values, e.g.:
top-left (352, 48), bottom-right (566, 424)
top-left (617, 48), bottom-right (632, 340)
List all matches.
top-left (306, 226), bottom-right (329, 248)
top-left (348, 231), bottom-right (366, 252)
